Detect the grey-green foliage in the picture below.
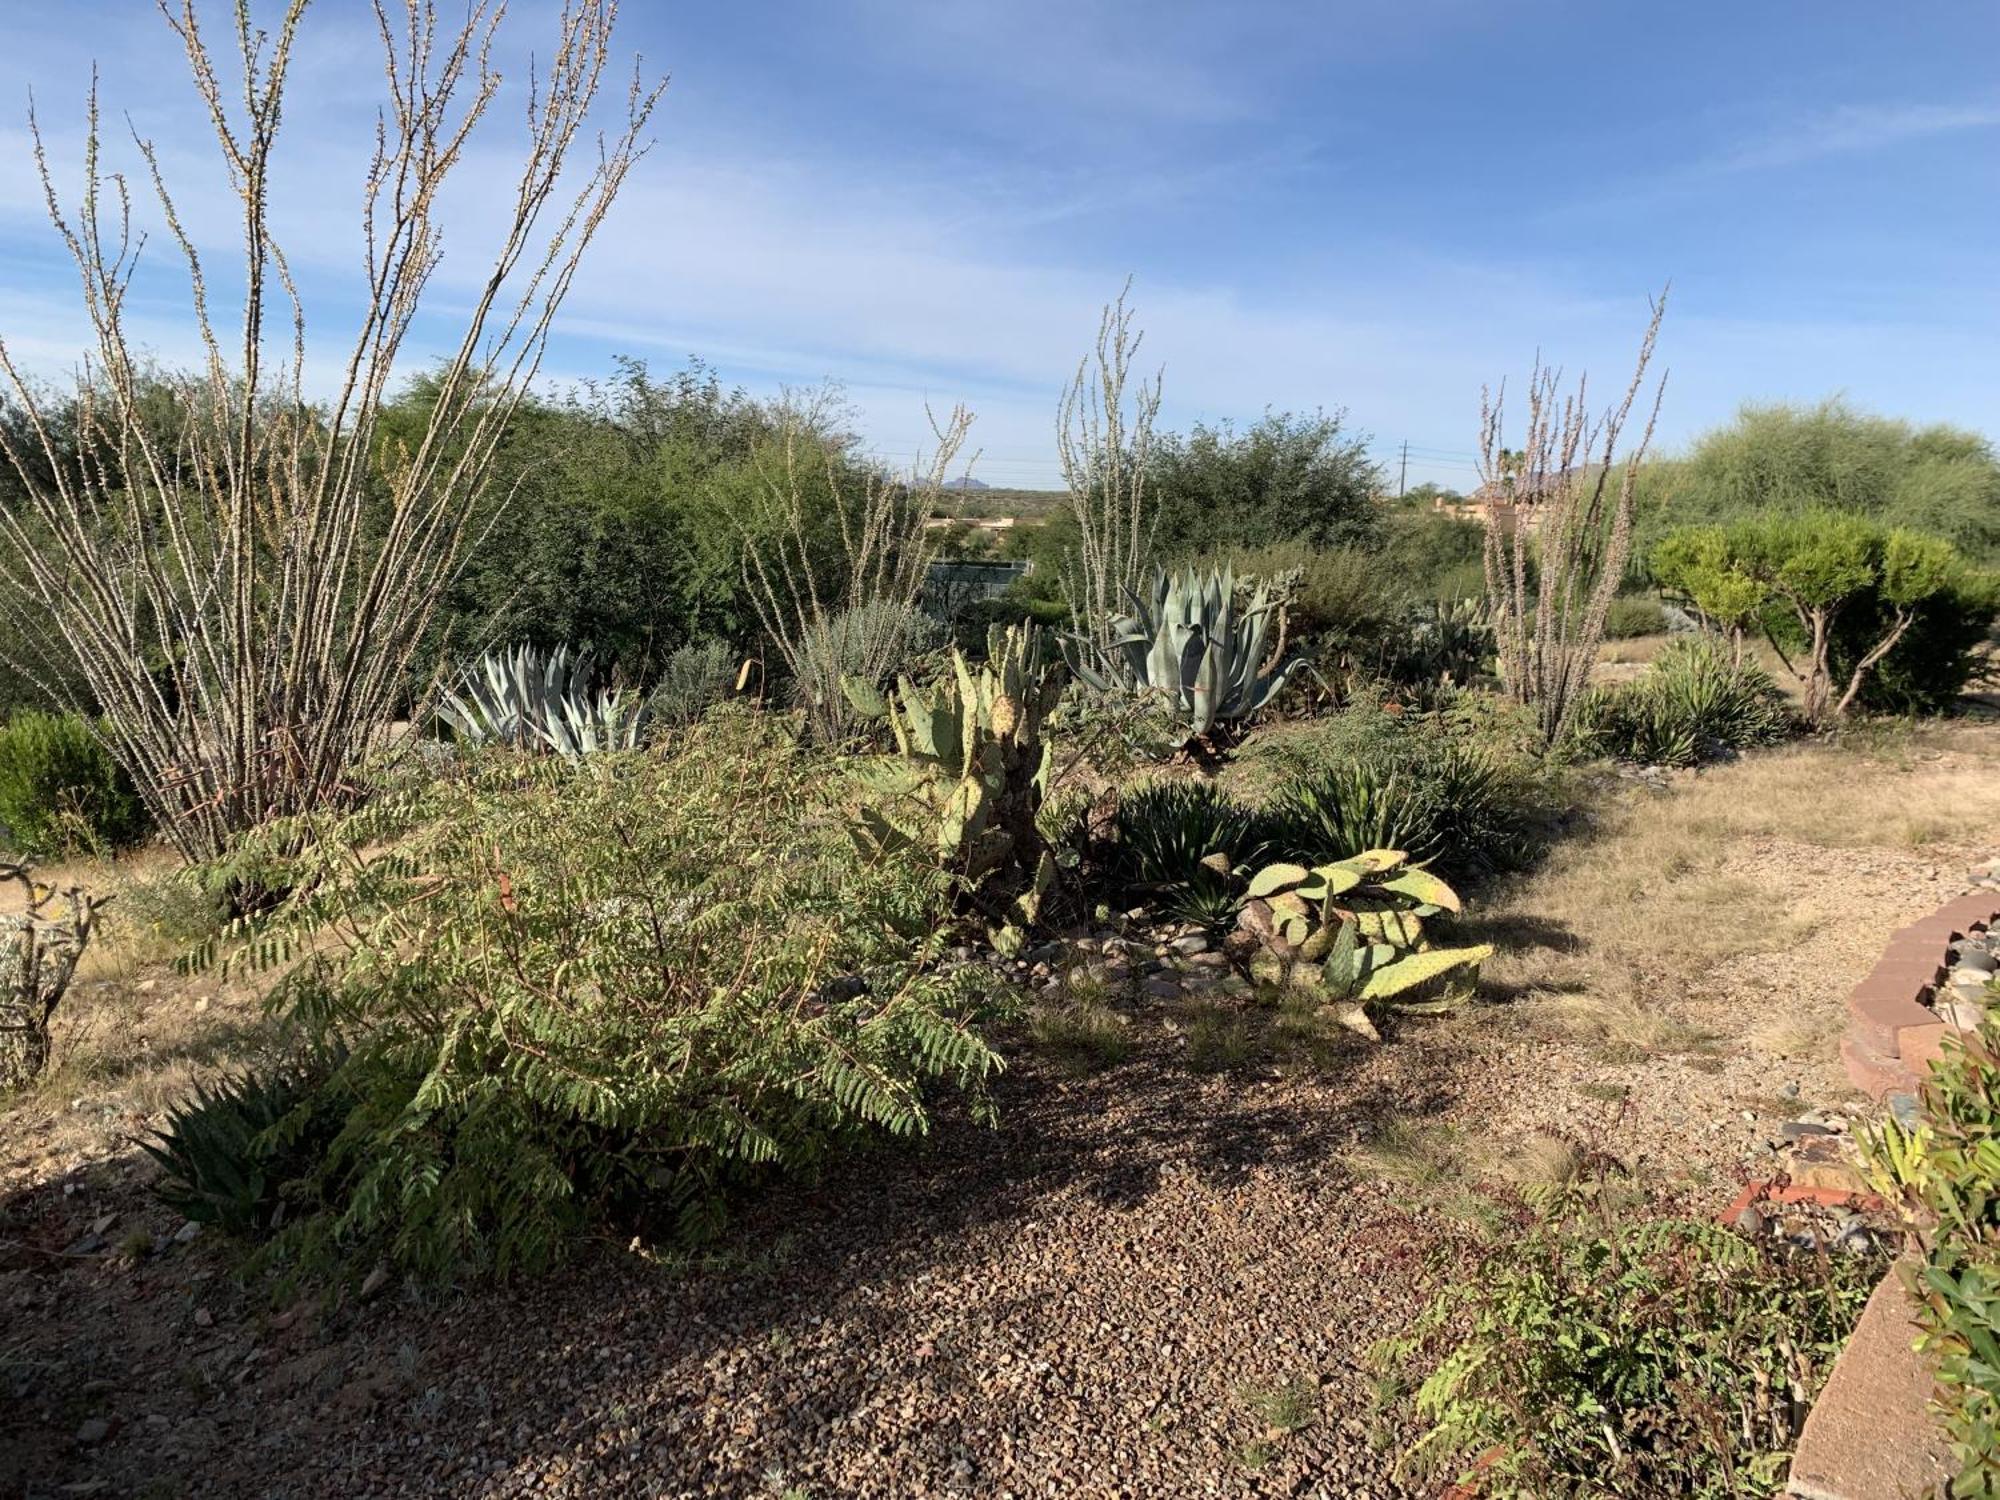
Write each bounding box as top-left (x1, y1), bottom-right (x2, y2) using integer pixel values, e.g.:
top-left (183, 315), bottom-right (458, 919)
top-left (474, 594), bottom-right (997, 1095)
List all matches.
top-left (790, 599), bottom-right (948, 735)
top-left (437, 644), bottom-right (648, 759)
top-left (1072, 563), bottom-right (1307, 745)
top-left (645, 638), bottom-right (738, 729)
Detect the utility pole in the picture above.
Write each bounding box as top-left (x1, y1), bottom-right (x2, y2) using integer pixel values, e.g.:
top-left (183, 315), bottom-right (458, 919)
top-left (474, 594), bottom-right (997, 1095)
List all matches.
top-left (1397, 440), bottom-right (1408, 499)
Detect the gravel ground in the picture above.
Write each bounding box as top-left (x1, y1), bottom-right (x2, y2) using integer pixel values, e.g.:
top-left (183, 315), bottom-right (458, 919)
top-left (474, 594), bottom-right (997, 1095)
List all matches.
top-left (5, 1034), bottom-right (1454, 1499)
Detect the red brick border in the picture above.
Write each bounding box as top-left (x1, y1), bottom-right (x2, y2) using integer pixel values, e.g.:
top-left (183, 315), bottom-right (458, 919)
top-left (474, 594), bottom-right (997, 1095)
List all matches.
top-left (1841, 890), bottom-right (2000, 1100)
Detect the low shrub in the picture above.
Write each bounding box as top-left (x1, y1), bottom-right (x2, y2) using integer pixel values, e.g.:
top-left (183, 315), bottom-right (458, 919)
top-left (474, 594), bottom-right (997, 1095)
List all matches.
top-left (209, 713), bottom-right (1008, 1279)
top-left (645, 638), bottom-right (739, 729)
top-left (1603, 594), bottom-right (1668, 639)
top-left (0, 711), bottom-right (148, 857)
top-left (1570, 635), bottom-right (1791, 768)
top-left (1375, 1177), bottom-right (1880, 1497)
top-left (790, 598), bottom-right (947, 728)
top-left (1249, 706), bottom-right (1542, 884)
top-left (1862, 1014), bottom-right (2000, 1493)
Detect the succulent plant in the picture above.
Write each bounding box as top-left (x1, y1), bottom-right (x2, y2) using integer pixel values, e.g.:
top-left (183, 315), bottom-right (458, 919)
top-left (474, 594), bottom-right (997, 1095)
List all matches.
top-left (1237, 850), bottom-right (1491, 1040)
top-left (1070, 563), bottom-right (1306, 747)
top-left (842, 622), bottom-right (1065, 950)
top-left (437, 644), bottom-right (649, 760)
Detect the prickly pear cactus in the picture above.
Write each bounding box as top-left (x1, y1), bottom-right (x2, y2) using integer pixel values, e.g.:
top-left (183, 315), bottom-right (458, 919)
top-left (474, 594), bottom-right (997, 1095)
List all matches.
top-left (1237, 851), bottom-right (1490, 1039)
top-left (844, 623), bottom-right (1066, 948)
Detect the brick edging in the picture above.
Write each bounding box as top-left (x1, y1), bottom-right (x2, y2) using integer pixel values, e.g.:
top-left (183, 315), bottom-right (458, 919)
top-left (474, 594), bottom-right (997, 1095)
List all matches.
top-left (1841, 891), bottom-right (2000, 1100)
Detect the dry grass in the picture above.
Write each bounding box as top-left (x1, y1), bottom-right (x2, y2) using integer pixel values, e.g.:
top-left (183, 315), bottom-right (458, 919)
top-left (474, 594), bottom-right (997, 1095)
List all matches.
top-left (1473, 719), bottom-right (2000, 1057)
top-left (0, 848), bottom-right (276, 1190)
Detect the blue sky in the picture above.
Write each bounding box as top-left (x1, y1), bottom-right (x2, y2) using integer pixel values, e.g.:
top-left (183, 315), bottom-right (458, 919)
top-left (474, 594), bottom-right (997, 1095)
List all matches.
top-left (1, 1), bottom-right (1995, 491)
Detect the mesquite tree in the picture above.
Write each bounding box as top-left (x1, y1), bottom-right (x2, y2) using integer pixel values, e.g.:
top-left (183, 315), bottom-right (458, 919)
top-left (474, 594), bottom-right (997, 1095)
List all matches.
top-left (0, 0), bottom-right (662, 862)
top-left (1480, 294), bottom-right (1668, 746)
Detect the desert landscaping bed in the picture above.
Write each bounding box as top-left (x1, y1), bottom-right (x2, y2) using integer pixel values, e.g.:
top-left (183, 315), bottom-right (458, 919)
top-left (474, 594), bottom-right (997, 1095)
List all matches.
top-left (7, 723), bottom-right (2000, 1498)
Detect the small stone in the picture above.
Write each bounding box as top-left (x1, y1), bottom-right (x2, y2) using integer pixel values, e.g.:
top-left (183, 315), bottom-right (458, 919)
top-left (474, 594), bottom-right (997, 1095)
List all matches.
top-left (193, 997), bottom-right (210, 1014)
top-left (1781, 1120), bottom-right (1835, 1141)
top-left (360, 1266), bottom-right (391, 1299)
top-left (173, 1220), bottom-right (202, 1244)
top-left (1169, 934), bottom-right (1210, 956)
top-left (193, 1307), bottom-right (213, 1327)
top-left (90, 1213), bottom-right (118, 1236)
top-left (1888, 1092), bottom-right (1922, 1129)
top-left (75, 1418), bottom-right (111, 1444)
top-left (1732, 1205), bottom-right (1765, 1234)
top-left (1939, 1001), bottom-right (1988, 1032)
top-left (1955, 949), bottom-right (1997, 975)
top-left (1779, 1080), bottom-right (1801, 1099)
top-left (137, 978), bottom-right (159, 994)
top-left (1141, 978), bottom-right (1181, 1000)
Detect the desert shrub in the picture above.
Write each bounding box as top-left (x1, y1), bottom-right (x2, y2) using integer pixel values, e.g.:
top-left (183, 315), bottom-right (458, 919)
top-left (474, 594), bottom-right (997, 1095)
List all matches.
top-left (1241, 697), bottom-right (1546, 883)
top-left (1653, 510), bottom-right (1987, 722)
top-left (788, 598), bottom-right (948, 730)
top-left (1603, 595), bottom-right (1667, 639)
top-left (1376, 1177), bottom-right (1880, 1498)
top-left (0, 711), bottom-right (148, 857)
top-left (1375, 599), bottom-right (1494, 690)
top-left (645, 638), bottom-right (739, 729)
top-left (1113, 779), bottom-right (1262, 889)
top-left (1827, 568), bottom-right (1998, 716)
top-left (1862, 1015), bottom-right (2000, 1493)
top-left (1149, 409), bottom-right (1381, 555)
top-left (950, 592), bottom-right (1068, 659)
top-left (1227, 542), bottom-right (1402, 644)
top-left (1570, 635), bottom-right (1791, 767)
top-left (207, 714), bottom-right (1007, 1279)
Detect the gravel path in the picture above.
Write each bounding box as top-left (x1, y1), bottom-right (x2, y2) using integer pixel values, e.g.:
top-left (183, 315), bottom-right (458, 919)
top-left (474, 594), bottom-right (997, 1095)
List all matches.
top-left (6, 1038), bottom-right (1454, 1499)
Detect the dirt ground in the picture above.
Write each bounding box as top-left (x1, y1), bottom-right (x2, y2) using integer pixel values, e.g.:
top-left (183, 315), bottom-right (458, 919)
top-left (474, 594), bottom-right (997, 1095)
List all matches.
top-left (5, 715), bottom-right (1998, 1499)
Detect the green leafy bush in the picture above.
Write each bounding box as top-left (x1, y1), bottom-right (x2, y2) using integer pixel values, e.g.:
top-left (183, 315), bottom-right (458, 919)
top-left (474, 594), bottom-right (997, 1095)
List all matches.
top-left (1653, 509), bottom-right (1991, 722)
top-left (1570, 635), bottom-right (1792, 767)
top-left (790, 598), bottom-right (947, 730)
top-left (1862, 1016), bottom-right (2000, 1493)
top-left (1603, 595), bottom-right (1668, 639)
top-left (1376, 1178), bottom-right (1880, 1497)
top-left (0, 711), bottom-right (148, 857)
top-left (210, 713), bottom-right (1008, 1279)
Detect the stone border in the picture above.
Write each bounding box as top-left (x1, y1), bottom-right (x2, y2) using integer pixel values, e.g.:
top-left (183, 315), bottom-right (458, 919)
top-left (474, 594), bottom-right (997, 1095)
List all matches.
top-left (1840, 890), bottom-right (2000, 1102)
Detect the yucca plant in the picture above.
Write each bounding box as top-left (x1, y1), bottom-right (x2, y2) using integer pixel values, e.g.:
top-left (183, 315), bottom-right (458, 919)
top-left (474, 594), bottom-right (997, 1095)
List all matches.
top-left (1113, 780), bottom-right (1262, 890)
top-left (1071, 563), bottom-right (1306, 749)
top-left (1266, 762), bottom-right (1437, 869)
top-left (1238, 851), bottom-right (1491, 1039)
top-left (1569, 634), bottom-right (1791, 768)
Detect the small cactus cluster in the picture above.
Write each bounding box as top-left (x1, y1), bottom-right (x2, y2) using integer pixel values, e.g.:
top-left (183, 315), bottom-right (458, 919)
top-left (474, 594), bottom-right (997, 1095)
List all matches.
top-left (1236, 851), bottom-right (1491, 1040)
top-left (843, 623), bottom-right (1066, 950)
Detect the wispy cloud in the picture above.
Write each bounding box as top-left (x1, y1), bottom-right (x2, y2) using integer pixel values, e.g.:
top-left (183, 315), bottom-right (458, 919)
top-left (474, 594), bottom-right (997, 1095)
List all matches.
top-left (1715, 99), bottom-right (2000, 173)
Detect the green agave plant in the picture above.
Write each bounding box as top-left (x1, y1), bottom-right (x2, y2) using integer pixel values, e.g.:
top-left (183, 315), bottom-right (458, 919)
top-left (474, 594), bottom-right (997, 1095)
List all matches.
top-left (1072, 564), bottom-right (1307, 747)
top-left (1238, 850), bottom-right (1491, 1040)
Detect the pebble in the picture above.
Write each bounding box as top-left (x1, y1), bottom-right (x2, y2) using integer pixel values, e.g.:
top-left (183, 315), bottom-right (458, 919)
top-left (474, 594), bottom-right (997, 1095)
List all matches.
top-left (1169, 934), bottom-right (1209, 956)
top-left (75, 1418), bottom-right (111, 1444)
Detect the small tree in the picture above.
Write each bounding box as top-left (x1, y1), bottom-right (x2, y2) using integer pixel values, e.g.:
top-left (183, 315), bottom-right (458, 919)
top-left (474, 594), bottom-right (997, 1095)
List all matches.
top-left (1653, 511), bottom-right (1973, 723)
top-left (1058, 281), bottom-right (1160, 655)
top-left (0, 862), bottom-right (104, 1088)
top-left (1479, 294), bottom-right (1668, 747)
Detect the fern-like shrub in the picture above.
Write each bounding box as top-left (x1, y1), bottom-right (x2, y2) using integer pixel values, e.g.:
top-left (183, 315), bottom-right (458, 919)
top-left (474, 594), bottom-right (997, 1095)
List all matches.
top-left (208, 712), bottom-right (1007, 1279)
top-left (0, 711), bottom-right (149, 857)
top-left (1375, 1178), bottom-right (1880, 1498)
top-left (1570, 635), bottom-right (1791, 768)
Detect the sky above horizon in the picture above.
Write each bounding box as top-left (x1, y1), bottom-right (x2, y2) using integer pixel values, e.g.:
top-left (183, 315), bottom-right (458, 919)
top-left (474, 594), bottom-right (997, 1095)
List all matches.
top-left (0, 1), bottom-right (1995, 493)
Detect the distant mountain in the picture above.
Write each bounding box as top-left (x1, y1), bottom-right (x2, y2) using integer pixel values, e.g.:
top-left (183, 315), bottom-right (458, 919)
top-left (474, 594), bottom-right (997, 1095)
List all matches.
top-left (940, 476), bottom-right (991, 490)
